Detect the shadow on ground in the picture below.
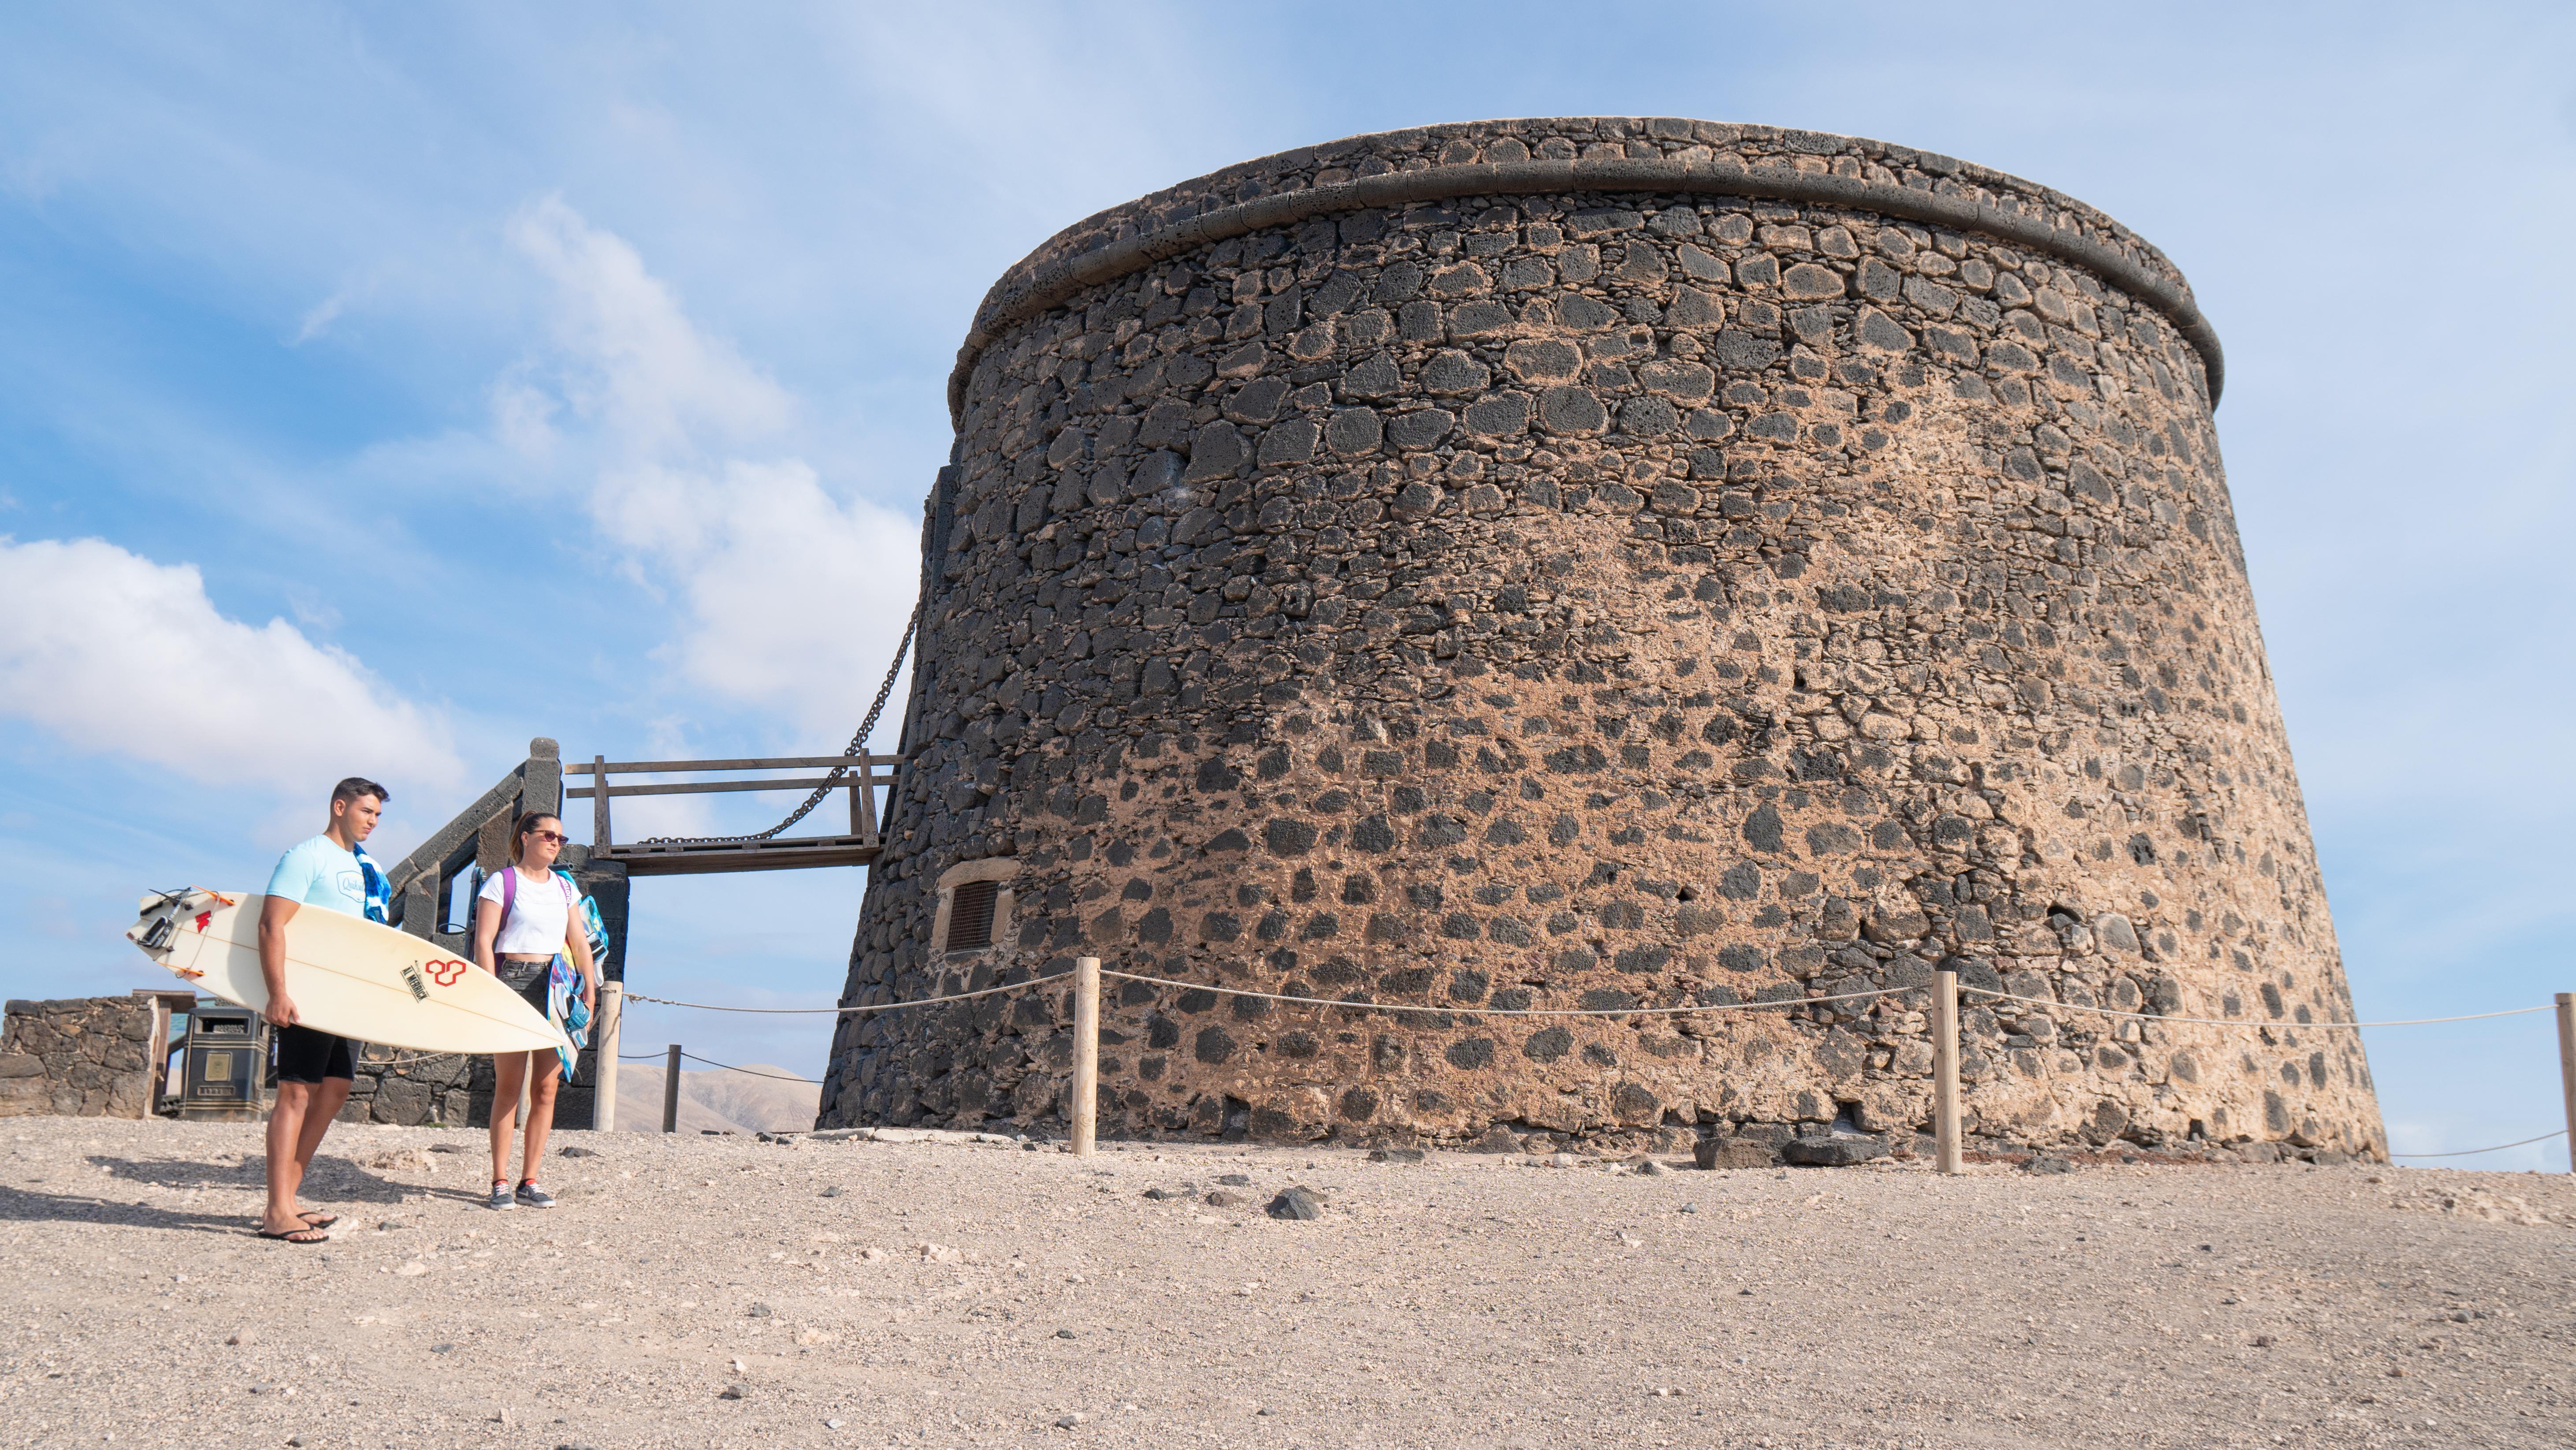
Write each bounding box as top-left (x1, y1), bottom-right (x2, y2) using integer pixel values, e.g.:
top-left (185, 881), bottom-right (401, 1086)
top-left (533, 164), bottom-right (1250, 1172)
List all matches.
top-left (75, 1154), bottom-right (489, 1212)
top-left (0, 1184), bottom-right (261, 1236)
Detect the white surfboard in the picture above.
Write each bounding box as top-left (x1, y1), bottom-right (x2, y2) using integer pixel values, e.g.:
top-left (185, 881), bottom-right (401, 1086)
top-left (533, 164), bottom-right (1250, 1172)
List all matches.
top-left (127, 888), bottom-right (570, 1057)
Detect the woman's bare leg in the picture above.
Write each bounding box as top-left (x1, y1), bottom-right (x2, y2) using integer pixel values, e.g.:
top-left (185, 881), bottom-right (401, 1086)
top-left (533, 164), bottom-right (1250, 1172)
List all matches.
top-left (488, 1051), bottom-right (527, 1187)
top-left (521, 1054), bottom-right (559, 1182)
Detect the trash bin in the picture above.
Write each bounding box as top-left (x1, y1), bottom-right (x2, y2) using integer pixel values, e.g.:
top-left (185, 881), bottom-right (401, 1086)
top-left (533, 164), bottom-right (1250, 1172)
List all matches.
top-left (176, 1004), bottom-right (266, 1122)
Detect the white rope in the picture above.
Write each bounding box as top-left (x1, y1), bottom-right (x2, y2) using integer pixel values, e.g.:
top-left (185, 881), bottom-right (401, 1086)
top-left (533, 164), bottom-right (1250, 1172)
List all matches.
top-left (681, 1051), bottom-right (823, 1085)
top-left (1967, 988), bottom-right (2554, 1030)
top-left (1097, 968), bottom-right (1896, 1018)
top-left (624, 980), bottom-right (1031, 1015)
top-left (627, 978), bottom-right (2556, 1030)
top-left (2386, 1130), bottom-right (2568, 1159)
top-left (630, 976), bottom-right (1902, 1019)
top-left (360, 1051), bottom-right (461, 1070)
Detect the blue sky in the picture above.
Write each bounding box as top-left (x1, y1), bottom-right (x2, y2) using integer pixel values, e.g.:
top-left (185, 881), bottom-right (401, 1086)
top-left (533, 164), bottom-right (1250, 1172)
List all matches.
top-left (3, 4), bottom-right (2569, 1163)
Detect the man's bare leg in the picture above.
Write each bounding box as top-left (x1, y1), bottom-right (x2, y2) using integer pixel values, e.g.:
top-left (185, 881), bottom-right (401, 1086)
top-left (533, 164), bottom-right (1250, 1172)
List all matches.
top-left (261, 1083), bottom-right (321, 1237)
top-left (286, 1078), bottom-right (351, 1215)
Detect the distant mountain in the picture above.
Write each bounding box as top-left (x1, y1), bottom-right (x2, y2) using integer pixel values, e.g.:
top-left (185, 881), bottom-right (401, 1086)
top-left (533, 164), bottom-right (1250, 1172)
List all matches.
top-left (613, 1062), bottom-right (819, 1134)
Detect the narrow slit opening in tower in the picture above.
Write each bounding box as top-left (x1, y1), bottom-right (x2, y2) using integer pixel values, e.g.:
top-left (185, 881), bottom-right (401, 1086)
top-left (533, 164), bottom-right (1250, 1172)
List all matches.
top-left (945, 880), bottom-right (999, 953)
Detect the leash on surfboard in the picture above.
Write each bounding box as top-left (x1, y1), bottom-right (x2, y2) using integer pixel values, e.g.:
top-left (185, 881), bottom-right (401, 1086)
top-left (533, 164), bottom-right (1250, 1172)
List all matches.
top-left (635, 594), bottom-right (924, 849)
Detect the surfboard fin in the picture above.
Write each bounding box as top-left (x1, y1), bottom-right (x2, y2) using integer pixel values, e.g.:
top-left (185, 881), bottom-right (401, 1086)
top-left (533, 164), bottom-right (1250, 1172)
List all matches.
top-left (129, 887), bottom-right (228, 956)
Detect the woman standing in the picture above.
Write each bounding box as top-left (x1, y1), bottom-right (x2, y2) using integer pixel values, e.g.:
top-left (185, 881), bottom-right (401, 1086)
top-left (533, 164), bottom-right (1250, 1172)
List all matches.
top-left (471, 811), bottom-right (598, 1210)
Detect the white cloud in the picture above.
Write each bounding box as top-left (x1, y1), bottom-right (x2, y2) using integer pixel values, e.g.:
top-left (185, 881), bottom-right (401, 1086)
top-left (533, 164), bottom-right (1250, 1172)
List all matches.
top-left (290, 287), bottom-right (350, 345)
top-left (506, 194), bottom-right (792, 452)
top-left (502, 197), bottom-right (920, 737)
top-left (0, 536), bottom-right (464, 796)
top-left (593, 458), bottom-right (919, 734)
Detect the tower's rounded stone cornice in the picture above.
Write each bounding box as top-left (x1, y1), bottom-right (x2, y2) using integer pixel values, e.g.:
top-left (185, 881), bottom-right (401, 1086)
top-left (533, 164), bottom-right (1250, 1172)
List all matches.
top-left (952, 119), bottom-right (2223, 422)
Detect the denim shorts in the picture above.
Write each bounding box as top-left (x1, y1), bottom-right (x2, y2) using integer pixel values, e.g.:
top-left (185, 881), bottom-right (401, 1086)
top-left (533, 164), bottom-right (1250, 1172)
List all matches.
top-left (496, 959), bottom-right (551, 1017)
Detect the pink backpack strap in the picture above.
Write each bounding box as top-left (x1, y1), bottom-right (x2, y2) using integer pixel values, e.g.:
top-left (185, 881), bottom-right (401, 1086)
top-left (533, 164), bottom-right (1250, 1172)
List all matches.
top-left (500, 864), bottom-right (518, 935)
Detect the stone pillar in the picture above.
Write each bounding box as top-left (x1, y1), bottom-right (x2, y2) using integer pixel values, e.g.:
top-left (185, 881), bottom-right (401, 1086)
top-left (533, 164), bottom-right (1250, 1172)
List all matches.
top-left (522, 737), bottom-right (564, 829)
top-left (823, 118), bottom-right (2382, 1164)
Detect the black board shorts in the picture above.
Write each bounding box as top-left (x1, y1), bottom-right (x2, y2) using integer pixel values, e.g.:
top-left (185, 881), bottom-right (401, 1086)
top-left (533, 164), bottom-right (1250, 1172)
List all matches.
top-left (275, 1024), bottom-right (353, 1084)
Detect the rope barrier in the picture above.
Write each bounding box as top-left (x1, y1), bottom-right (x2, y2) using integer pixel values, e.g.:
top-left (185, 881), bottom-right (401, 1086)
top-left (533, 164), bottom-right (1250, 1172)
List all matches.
top-left (624, 980), bottom-right (1029, 1015)
top-left (1097, 967), bottom-right (1894, 1017)
top-left (610, 967), bottom-right (2575, 1170)
top-left (680, 1051), bottom-right (823, 1086)
top-left (632, 978), bottom-right (1907, 1020)
top-left (2386, 1130), bottom-right (2569, 1159)
top-left (1966, 988), bottom-right (2554, 1031)
top-left (359, 1051), bottom-right (462, 1070)
top-left (633, 976), bottom-right (2557, 1029)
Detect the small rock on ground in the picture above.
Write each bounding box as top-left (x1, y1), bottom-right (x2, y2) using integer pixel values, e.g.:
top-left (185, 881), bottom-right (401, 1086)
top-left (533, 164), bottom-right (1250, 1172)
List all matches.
top-left (1781, 1136), bottom-right (1889, 1167)
top-left (1268, 1186), bottom-right (1324, 1220)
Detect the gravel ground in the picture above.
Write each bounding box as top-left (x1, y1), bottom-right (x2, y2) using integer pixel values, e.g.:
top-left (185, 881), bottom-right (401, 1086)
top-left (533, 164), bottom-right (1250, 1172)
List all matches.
top-left (3, 1116), bottom-right (2571, 1449)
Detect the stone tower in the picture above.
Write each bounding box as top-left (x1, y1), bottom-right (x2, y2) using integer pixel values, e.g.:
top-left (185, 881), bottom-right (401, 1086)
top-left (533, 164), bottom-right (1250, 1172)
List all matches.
top-left (819, 119), bottom-right (2384, 1163)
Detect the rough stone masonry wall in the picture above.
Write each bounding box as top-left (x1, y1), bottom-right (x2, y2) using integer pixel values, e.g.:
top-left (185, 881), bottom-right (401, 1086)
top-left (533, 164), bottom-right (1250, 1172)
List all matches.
top-left (338, 1050), bottom-right (474, 1127)
top-left (0, 998), bottom-right (156, 1119)
top-left (822, 118), bottom-right (2385, 1162)
top-left (338, 1049), bottom-right (596, 1130)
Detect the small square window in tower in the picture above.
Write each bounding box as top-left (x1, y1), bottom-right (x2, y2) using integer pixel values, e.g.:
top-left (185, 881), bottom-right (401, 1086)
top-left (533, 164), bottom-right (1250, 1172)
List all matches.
top-left (944, 880), bottom-right (1000, 953)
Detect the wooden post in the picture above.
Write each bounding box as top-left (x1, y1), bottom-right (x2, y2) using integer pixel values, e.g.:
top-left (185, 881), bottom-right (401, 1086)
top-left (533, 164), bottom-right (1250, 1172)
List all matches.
top-left (593, 983), bottom-right (622, 1133)
top-left (1071, 957), bottom-right (1100, 1157)
top-left (144, 995), bottom-right (171, 1115)
top-left (662, 1044), bottom-right (682, 1134)
top-left (1933, 967), bottom-right (1963, 1175)
top-left (591, 754), bottom-right (611, 853)
top-left (2556, 992), bottom-right (2575, 1174)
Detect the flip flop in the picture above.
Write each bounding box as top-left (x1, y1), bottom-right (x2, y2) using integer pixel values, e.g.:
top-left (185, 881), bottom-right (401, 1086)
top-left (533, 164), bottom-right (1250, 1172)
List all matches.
top-left (256, 1223), bottom-right (331, 1244)
top-left (298, 1212), bottom-right (339, 1230)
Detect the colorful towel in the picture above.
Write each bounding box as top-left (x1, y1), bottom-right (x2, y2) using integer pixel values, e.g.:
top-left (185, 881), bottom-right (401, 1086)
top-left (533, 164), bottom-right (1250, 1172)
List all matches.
top-left (546, 954), bottom-right (591, 1082)
top-left (350, 840), bottom-right (391, 924)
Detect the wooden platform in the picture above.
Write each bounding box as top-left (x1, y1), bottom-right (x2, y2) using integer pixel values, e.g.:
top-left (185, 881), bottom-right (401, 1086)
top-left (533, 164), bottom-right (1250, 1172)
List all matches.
top-left (594, 834), bottom-right (883, 876)
top-left (568, 753), bottom-right (901, 877)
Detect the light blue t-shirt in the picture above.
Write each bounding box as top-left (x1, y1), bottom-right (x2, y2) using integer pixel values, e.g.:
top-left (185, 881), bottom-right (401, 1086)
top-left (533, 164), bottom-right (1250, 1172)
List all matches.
top-left (264, 835), bottom-right (367, 917)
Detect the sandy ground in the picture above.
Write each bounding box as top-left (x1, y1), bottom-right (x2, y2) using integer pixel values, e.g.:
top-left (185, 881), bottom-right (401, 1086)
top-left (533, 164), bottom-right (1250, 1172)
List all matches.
top-left (3, 1117), bottom-right (2572, 1450)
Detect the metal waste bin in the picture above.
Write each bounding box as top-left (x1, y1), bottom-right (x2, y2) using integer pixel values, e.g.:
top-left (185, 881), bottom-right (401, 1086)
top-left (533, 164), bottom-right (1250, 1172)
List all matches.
top-left (177, 1004), bottom-right (266, 1122)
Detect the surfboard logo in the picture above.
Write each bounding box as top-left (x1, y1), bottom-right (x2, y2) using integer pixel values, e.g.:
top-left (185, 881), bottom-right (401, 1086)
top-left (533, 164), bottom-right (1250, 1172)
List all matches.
top-left (191, 911), bottom-right (214, 933)
top-left (401, 962), bottom-right (428, 1002)
top-left (425, 959), bottom-right (468, 987)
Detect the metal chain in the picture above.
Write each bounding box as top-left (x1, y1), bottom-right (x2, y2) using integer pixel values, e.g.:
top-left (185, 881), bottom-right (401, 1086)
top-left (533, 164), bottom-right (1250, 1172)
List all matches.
top-left (637, 598), bottom-right (923, 846)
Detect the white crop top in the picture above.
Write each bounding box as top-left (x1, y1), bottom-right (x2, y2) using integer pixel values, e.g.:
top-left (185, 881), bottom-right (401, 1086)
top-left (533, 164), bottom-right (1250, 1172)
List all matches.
top-left (480, 867), bottom-right (573, 957)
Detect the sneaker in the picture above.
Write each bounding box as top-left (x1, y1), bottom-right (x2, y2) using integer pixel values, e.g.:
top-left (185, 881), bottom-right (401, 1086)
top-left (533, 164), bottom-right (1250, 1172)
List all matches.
top-left (487, 1181), bottom-right (515, 1211)
top-left (515, 1180), bottom-right (557, 1210)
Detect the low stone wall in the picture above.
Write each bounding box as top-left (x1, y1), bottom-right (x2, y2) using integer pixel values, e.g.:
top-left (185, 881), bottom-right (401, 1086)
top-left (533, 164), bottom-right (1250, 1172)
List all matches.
top-left (342, 1049), bottom-right (474, 1126)
top-left (0, 995), bottom-right (604, 1127)
top-left (348, 1043), bottom-right (600, 1129)
top-left (0, 997), bottom-right (156, 1119)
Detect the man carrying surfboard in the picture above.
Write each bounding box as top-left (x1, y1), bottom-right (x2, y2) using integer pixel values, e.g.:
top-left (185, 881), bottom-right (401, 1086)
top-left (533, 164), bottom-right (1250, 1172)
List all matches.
top-left (253, 776), bottom-right (391, 1244)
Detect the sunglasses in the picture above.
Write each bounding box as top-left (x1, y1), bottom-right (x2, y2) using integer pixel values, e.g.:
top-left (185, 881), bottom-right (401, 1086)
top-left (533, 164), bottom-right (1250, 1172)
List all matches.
top-left (526, 830), bottom-right (568, 844)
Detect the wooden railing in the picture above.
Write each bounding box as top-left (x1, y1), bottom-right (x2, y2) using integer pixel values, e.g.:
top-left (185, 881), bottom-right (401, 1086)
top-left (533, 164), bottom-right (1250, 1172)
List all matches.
top-left (567, 754), bottom-right (903, 876)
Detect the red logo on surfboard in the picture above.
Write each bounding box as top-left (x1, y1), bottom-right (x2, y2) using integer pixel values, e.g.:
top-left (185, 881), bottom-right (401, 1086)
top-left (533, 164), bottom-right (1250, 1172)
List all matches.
top-left (425, 959), bottom-right (468, 986)
top-left (191, 911), bottom-right (213, 933)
